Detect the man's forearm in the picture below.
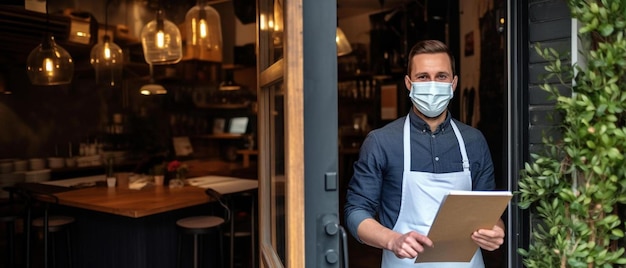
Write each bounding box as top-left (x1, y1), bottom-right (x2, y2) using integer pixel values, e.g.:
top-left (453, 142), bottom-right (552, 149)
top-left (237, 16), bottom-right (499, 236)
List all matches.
top-left (356, 218), bottom-right (401, 251)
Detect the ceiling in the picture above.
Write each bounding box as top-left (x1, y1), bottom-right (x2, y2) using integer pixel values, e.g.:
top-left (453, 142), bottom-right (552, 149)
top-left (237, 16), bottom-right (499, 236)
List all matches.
top-left (160, 0), bottom-right (409, 20)
top-left (337, 0), bottom-right (409, 19)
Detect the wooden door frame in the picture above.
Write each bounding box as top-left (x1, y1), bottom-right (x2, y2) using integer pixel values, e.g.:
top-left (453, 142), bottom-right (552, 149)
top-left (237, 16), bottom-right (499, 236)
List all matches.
top-left (257, 0), bottom-right (304, 266)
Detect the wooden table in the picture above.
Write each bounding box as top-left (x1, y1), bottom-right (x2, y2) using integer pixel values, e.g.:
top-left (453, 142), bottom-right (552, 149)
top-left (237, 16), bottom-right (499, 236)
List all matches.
top-left (44, 175), bottom-right (258, 218)
top-left (26, 175), bottom-right (258, 268)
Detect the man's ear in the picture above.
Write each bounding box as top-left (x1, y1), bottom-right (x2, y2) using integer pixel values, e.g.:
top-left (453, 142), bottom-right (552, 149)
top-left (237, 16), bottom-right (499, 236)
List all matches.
top-left (451, 76), bottom-right (458, 91)
top-left (404, 75), bottom-right (412, 91)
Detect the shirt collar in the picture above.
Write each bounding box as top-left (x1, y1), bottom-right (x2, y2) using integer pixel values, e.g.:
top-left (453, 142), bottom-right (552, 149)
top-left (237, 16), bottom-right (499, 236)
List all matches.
top-left (409, 110), bottom-right (452, 134)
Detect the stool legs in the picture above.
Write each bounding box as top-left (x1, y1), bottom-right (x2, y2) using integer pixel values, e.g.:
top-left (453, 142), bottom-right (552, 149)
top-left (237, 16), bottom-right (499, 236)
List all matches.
top-left (66, 228), bottom-right (72, 268)
top-left (49, 230), bottom-right (72, 268)
top-left (31, 212), bottom-right (73, 268)
top-left (220, 226), bottom-right (224, 268)
top-left (177, 233), bottom-right (204, 268)
top-left (192, 234), bottom-right (198, 268)
top-left (44, 209), bottom-right (49, 268)
top-left (40, 226), bottom-right (73, 268)
top-left (177, 233), bottom-right (182, 268)
top-left (5, 220), bottom-right (15, 268)
top-left (25, 206), bottom-right (31, 268)
top-left (177, 229), bottom-right (225, 268)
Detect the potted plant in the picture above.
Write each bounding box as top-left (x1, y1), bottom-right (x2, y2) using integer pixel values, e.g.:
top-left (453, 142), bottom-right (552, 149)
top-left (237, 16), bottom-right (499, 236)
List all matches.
top-left (517, 1), bottom-right (626, 267)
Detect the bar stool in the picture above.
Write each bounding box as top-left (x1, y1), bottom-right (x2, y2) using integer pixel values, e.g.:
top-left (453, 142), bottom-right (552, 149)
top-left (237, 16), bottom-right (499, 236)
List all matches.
top-left (176, 188), bottom-right (231, 268)
top-left (224, 191), bottom-right (256, 268)
top-left (26, 191), bottom-right (75, 268)
top-left (1, 186), bottom-right (28, 268)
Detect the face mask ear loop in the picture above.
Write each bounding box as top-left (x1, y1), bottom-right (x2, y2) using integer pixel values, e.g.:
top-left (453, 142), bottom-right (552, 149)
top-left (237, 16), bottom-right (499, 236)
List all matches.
top-left (451, 76), bottom-right (458, 91)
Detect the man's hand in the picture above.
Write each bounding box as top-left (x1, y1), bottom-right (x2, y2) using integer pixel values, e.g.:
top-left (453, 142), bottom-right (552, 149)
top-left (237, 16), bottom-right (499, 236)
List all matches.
top-left (471, 223), bottom-right (505, 251)
top-left (387, 231), bottom-right (433, 259)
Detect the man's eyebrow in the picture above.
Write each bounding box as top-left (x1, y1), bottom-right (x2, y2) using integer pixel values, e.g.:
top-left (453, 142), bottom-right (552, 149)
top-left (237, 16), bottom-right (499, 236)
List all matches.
top-left (413, 71), bottom-right (450, 77)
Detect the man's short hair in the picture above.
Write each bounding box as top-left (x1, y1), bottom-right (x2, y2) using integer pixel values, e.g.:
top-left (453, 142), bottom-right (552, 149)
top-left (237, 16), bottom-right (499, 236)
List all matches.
top-left (406, 40), bottom-right (456, 76)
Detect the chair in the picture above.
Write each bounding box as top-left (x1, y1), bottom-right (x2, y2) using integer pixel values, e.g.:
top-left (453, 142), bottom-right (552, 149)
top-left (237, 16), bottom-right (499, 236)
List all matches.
top-left (1, 186), bottom-right (28, 268)
top-left (224, 191), bottom-right (256, 268)
top-left (176, 188), bottom-right (231, 268)
top-left (25, 190), bottom-right (75, 268)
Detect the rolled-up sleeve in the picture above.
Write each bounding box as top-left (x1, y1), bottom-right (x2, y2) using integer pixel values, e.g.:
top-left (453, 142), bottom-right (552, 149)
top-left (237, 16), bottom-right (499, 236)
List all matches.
top-left (344, 131), bottom-right (386, 242)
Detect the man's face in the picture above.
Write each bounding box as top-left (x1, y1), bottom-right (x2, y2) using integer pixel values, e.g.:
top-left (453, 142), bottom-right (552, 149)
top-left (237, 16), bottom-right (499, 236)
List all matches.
top-left (405, 53), bottom-right (457, 90)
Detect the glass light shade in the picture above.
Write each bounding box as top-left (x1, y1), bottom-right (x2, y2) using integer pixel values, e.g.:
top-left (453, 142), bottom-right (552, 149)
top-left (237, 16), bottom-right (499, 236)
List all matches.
top-left (26, 35), bottom-right (74, 85)
top-left (272, 0), bottom-right (284, 47)
top-left (184, 1), bottom-right (223, 62)
top-left (140, 64), bottom-right (167, 95)
top-left (90, 35), bottom-right (124, 87)
top-left (140, 83), bottom-right (167, 95)
top-left (141, 10), bottom-right (183, 65)
top-left (336, 27), bottom-right (352, 56)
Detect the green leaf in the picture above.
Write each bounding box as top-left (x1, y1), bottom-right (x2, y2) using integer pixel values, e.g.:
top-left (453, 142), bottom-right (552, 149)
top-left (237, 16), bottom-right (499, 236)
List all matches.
top-left (599, 23), bottom-right (614, 36)
top-left (611, 228), bottom-right (624, 238)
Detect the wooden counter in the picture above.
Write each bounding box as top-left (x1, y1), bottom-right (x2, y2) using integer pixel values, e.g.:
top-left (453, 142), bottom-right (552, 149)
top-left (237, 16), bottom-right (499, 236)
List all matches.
top-left (47, 175), bottom-right (258, 218)
top-left (54, 186), bottom-right (209, 218)
top-left (23, 175), bottom-right (258, 268)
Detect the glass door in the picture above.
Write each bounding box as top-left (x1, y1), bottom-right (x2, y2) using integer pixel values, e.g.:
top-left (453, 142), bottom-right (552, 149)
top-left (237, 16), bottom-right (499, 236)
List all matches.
top-left (257, 0), bottom-right (343, 267)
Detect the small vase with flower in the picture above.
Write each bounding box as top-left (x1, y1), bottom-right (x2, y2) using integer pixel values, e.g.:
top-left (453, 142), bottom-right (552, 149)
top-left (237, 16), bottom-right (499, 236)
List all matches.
top-left (167, 160), bottom-right (188, 188)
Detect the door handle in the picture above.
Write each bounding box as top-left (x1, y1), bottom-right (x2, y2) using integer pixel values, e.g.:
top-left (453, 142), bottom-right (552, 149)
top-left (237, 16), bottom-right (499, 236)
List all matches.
top-left (339, 225), bottom-right (349, 268)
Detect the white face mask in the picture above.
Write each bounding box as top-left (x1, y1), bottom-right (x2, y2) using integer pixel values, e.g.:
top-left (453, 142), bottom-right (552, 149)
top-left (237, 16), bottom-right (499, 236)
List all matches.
top-left (408, 81), bottom-right (453, 118)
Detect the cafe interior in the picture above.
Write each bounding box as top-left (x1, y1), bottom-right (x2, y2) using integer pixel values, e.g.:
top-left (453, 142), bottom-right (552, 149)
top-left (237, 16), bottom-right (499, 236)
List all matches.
top-left (0, 0), bottom-right (507, 267)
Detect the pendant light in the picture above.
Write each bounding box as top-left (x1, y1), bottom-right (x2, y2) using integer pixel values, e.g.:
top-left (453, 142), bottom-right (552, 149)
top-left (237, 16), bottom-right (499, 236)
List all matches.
top-left (141, 9), bottom-right (183, 65)
top-left (184, 0), bottom-right (223, 62)
top-left (90, 0), bottom-right (123, 87)
top-left (336, 27), bottom-right (352, 56)
top-left (140, 64), bottom-right (167, 95)
top-left (26, 1), bottom-right (74, 86)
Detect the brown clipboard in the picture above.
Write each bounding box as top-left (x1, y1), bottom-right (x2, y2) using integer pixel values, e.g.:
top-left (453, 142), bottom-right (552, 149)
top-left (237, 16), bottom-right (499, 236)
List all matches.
top-left (415, 190), bottom-right (512, 263)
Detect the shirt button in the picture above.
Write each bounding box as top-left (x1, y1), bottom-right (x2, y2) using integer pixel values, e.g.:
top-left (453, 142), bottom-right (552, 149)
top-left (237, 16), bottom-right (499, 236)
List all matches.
top-left (435, 157), bottom-right (439, 161)
top-left (431, 135), bottom-right (435, 138)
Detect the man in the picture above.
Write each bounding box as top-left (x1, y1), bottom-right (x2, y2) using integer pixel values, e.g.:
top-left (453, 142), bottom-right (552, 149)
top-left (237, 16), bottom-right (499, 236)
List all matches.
top-left (344, 40), bottom-right (504, 267)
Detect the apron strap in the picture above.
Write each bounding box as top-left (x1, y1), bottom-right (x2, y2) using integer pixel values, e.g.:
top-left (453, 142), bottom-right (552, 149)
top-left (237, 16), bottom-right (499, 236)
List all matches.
top-left (403, 116), bottom-right (411, 172)
top-left (450, 120), bottom-right (470, 171)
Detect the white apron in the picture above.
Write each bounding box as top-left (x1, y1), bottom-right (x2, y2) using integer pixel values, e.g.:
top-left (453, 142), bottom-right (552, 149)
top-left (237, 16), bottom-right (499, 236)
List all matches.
top-left (381, 116), bottom-right (484, 268)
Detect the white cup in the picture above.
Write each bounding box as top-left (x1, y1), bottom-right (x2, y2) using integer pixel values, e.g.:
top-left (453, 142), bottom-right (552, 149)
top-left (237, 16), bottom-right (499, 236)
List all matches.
top-left (154, 175), bottom-right (164, 186)
top-left (106, 177), bottom-right (117, 188)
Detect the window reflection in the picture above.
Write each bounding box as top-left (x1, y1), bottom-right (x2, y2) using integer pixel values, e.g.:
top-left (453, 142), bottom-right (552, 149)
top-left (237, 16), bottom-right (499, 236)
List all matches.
top-left (270, 82), bottom-right (285, 263)
top-left (259, 0), bottom-right (283, 68)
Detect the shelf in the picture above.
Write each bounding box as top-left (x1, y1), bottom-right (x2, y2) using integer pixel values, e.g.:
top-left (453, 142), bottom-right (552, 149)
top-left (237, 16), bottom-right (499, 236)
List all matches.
top-left (194, 133), bottom-right (245, 140)
top-left (194, 103), bottom-right (251, 109)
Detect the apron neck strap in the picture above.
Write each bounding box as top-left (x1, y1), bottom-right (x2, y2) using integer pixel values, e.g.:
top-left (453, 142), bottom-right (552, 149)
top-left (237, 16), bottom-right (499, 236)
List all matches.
top-left (403, 115), bottom-right (470, 172)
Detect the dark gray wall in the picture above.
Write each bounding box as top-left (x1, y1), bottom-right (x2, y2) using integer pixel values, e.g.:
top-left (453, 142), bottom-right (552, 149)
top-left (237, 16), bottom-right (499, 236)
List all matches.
top-left (527, 0), bottom-right (571, 153)
top-left (508, 0), bottom-right (572, 267)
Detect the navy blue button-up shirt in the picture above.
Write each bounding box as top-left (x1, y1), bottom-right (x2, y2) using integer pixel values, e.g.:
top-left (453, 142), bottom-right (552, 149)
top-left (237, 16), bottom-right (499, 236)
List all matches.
top-left (344, 111), bottom-right (495, 241)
